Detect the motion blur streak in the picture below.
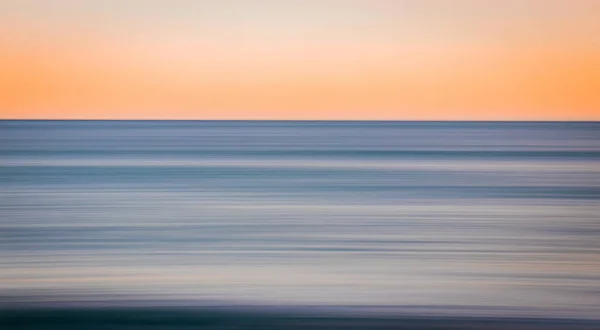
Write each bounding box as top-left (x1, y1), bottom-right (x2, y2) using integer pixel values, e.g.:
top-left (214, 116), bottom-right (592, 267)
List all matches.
top-left (1, 121), bottom-right (600, 329)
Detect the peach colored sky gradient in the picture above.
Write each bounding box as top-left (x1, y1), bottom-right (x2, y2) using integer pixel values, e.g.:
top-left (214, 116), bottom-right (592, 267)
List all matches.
top-left (1, 0), bottom-right (599, 120)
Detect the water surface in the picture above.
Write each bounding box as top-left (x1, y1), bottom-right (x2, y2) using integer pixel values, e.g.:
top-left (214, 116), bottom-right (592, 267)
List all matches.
top-left (1, 121), bottom-right (599, 326)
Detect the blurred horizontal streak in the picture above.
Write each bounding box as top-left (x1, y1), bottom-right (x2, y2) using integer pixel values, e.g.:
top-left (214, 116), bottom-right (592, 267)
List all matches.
top-left (2, 157), bottom-right (600, 171)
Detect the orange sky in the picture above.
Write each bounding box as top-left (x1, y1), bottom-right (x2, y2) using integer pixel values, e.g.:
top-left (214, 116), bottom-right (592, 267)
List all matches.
top-left (1, 0), bottom-right (599, 120)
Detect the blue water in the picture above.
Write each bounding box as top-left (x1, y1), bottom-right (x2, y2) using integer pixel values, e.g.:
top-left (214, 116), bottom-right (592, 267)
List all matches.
top-left (1, 121), bottom-right (600, 327)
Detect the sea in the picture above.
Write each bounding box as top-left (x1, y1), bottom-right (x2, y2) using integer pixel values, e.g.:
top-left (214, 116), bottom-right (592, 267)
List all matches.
top-left (1, 120), bottom-right (599, 329)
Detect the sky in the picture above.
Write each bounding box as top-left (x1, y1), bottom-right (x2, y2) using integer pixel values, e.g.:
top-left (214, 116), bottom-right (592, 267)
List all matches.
top-left (1, 0), bottom-right (599, 120)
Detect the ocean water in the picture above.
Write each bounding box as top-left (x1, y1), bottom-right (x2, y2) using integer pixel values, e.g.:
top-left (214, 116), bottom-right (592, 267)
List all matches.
top-left (1, 120), bottom-right (600, 328)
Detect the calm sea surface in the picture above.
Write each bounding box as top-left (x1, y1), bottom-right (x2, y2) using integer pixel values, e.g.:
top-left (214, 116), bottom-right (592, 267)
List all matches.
top-left (1, 121), bottom-right (599, 325)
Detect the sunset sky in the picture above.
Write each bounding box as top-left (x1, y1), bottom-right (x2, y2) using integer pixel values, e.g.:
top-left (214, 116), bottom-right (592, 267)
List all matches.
top-left (1, 0), bottom-right (599, 120)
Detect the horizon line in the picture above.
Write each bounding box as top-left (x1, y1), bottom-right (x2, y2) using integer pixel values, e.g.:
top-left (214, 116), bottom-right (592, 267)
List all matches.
top-left (1, 119), bottom-right (599, 123)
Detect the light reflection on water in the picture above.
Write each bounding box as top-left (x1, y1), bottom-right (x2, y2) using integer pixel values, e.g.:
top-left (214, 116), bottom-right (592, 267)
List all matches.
top-left (1, 121), bottom-right (599, 320)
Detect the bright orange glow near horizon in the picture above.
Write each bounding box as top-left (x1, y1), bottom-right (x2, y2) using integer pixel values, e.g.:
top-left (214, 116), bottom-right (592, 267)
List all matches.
top-left (1, 0), bottom-right (599, 120)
